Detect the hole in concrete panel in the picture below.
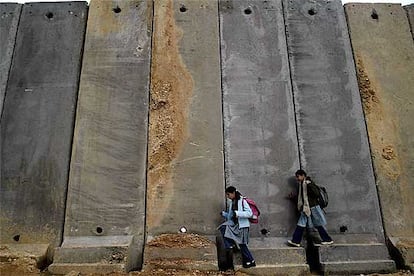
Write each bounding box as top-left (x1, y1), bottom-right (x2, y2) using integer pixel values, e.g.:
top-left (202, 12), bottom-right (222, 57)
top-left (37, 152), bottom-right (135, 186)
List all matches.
top-left (113, 6), bottom-right (121, 13)
top-left (339, 225), bottom-right (348, 233)
top-left (13, 235), bottom-right (20, 242)
top-left (179, 5), bottom-right (187, 12)
top-left (260, 229), bottom-right (269, 235)
top-left (45, 12), bottom-right (53, 19)
top-left (244, 7), bottom-right (252, 15)
top-left (308, 8), bottom-right (316, 15)
top-left (371, 10), bottom-right (379, 20)
top-left (96, 227), bottom-right (103, 234)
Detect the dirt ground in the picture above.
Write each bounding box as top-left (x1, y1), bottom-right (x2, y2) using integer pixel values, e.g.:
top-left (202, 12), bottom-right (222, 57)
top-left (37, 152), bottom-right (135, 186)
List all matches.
top-left (147, 234), bottom-right (213, 249)
top-left (1, 264), bottom-right (412, 276)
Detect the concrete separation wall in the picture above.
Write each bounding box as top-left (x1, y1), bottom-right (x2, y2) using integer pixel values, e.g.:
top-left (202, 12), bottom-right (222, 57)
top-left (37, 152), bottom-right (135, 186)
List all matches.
top-left (57, 0), bottom-right (152, 272)
top-left (284, 0), bottom-right (383, 238)
top-left (345, 3), bottom-right (414, 268)
top-left (147, 0), bottom-right (224, 237)
top-left (0, 4), bottom-right (21, 118)
top-left (0, 2), bottom-right (87, 246)
top-left (219, 0), bottom-right (299, 238)
top-left (405, 4), bottom-right (414, 39)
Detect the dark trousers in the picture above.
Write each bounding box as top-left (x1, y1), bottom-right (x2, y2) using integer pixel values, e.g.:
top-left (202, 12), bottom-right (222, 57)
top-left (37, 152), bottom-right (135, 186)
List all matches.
top-left (292, 225), bottom-right (332, 243)
top-left (239, 244), bottom-right (254, 263)
top-left (220, 225), bottom-right (254, 263)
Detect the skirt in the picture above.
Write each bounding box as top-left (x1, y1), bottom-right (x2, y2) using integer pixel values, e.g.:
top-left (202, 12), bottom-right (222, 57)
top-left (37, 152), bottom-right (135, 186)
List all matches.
top-left (219, 221), bottom-right (250, 245)
top-left (297, 205), bottom-right (327, 228)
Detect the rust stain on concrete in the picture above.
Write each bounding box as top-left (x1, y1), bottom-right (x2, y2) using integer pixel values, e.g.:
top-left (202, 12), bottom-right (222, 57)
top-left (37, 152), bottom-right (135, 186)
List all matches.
top-left (356, 55), bottom-right (402, 181)
top-left (356, 54), bottom-right (412, 236)
top-left (146, 0), bottom-right (194, 229)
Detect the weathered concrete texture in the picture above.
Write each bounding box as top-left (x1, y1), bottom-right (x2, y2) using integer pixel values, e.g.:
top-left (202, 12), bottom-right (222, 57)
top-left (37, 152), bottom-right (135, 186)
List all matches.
top-left (49, 235), bottom-right (135, 274)
top-left (56, 0), bottom-right (152, 273)
top-left (284, 0), bottom-right (384, 238)
top-left (0, 4), bottom-right (21, 117)
top-left (0, 2), bottom-right (87, 247)
top-left (309, 232), bottom-right (396, 273)
top-left (233, 237), bottom-right (309, 274)
top-left (345, 3), bottom-right (414, 268)
top-left (404, 4), bottom-right (414, 39)
top-left (237, 264), bottom-right (309, 276)
top-left (147, 0), bottom-right (224, 236)
top-left (220, 0), bottom-right (299, 238)
top-left (320, 260), bottom-right (396, 275)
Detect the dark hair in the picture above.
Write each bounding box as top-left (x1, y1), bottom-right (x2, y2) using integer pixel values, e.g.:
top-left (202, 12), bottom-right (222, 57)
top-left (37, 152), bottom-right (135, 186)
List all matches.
top-left (225, 186), bottom-right (241, 200)
top-left (295, 169), bottom-right (307, 177)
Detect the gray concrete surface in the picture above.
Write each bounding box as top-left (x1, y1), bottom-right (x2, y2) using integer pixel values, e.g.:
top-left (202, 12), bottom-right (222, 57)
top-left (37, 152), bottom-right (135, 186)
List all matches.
top-left (57, 0), bottom-right (152, 272)
top-left (64, 0), bottom-right (151, 239)
top-left (318, 243), bottom-right (389, 261)
top-left (321, 260), bottom-right (396, 275)
top-left (345, 3), bottom-right (414, 268)
top-left (405, 4), bottom-right (414, 39)
top-left (284, 0), bottom-right (384, 239)
top-left (0, 2), bottom-right (87, 246)
top-left (146, 0), bottom-right (224, 237)
top-left (0, 4), bottom-right (21, 118)
top-left (220, 0), bottom-right (299, 238)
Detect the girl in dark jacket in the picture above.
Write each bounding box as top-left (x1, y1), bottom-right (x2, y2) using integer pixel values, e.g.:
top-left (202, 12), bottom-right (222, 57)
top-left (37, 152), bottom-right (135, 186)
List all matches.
top-left (288, 170), bottom-right (333, 247)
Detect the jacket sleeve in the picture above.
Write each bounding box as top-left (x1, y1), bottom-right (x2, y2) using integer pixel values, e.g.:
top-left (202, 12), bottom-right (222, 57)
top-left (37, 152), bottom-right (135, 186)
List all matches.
top-left (235, 198), bottom-right (253, 218)
top-left (223, 200), bottom-right (233, 221)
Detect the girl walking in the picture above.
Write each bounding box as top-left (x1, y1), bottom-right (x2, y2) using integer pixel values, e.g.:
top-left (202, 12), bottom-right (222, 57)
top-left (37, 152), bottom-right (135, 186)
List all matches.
top-left (288, 169), bottom-right (333, 246)
top-left (219, 186), bottom-right (256, 270)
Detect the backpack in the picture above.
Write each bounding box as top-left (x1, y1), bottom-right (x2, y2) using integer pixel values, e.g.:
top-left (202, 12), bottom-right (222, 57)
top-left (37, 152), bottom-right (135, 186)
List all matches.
top-left (316, 184), bottom-right (329, 209)
top-left (243, 197), bottom-right (261, 224)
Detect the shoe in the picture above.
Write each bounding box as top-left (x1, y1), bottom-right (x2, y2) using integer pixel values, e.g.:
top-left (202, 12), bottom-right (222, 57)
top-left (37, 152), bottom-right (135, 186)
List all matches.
top-left (242, 260), bottom-right (256, 268)
top-left (287, 240), bottom-right (301, 247)
top-left (321, 240), bottom-right (334, 245)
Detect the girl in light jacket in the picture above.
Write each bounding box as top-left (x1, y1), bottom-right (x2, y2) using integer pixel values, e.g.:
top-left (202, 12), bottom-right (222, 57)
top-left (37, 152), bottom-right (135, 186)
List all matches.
top-left (219, 186), bottom-right (256, 270)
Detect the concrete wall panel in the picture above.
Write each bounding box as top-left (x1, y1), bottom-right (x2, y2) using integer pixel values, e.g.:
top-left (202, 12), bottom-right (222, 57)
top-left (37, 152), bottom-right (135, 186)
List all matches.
top-left (0, 3), bottom-right (21, 117)
top-left (284, 0), bottom-right (383, 238)
top-left (345, 3), bottom-right (414, 238)
top-left (0, 2), bottom-right (87, 246)
top-left (219, 0), bottom-right (299, 237)
top-left (64, 0), bottom-right (152, 241)
top-left (147, 0), bottom-right (224, 236)
top-left (404, 4), bottom-right (414, 39)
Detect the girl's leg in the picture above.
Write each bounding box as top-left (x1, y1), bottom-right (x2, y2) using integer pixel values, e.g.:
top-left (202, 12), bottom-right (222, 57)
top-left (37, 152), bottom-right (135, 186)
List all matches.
top-left (239, 244), bottom-right (254, 262)
top-left (291, 226), bottom-right (305, 243)
top-left (239, 244), bottom-right (256, 267)
top-left (316, 226), bottom-right (332, 242)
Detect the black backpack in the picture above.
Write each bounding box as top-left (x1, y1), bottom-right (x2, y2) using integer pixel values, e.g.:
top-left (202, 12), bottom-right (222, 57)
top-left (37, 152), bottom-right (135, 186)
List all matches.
top-left (316, 184), bottom-right (329, 209)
